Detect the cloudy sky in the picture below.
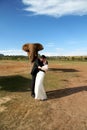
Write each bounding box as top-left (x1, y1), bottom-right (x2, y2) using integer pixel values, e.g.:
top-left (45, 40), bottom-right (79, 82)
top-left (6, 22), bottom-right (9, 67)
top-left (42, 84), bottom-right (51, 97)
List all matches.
top-left (0, 0), bottom-right (87, 56)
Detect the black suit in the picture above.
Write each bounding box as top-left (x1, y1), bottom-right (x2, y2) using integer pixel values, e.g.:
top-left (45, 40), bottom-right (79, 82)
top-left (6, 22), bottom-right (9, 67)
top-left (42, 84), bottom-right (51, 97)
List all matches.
top-left (31, 58), bottom-right (43, 96)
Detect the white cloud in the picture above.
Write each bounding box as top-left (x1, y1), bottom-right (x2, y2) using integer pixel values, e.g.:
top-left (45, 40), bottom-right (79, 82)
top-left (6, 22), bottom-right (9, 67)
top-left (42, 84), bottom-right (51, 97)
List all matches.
top-left (41, 51), bottom-right (59, 56)
top-left (56, 47), bottom-right (64, 51)
top-left (45, 43), bottom-right (55, 47)
top-left (61, 48), bottom-right (87, 56)
top-left (0, 47), bottom-right (87, 56)
top-left (22, 0), bottom-right (87, 17)
top-left (67, 40), bottom-right (87, 45)
top-left (40, 47), bottom-right (87, 56)
top-left (0, 50), bottom-right (27, 56)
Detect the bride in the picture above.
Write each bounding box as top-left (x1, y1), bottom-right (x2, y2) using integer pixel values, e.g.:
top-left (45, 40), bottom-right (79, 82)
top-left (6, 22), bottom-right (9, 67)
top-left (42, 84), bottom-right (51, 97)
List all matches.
top-left (34, 55), bottom-right (48, 100)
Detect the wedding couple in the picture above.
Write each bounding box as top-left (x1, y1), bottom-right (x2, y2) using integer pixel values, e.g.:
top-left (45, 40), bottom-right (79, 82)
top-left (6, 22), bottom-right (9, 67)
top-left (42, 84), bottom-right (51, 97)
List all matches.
top-left (31, 55), bottom-right (48, 101)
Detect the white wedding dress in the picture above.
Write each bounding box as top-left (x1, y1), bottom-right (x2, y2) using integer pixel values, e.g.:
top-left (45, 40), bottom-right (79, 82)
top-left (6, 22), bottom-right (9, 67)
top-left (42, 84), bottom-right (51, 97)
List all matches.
top-left (35, 64), bottom-right (48, 100)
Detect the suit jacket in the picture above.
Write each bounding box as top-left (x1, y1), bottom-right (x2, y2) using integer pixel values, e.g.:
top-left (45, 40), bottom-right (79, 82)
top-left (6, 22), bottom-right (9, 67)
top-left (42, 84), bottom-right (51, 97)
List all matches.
top-left (31, 58), bottom-right (43, 75)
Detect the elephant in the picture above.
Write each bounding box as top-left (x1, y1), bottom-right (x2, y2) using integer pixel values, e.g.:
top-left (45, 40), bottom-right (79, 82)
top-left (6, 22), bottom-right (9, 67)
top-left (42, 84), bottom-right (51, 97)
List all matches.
top-left (22, 43), bottom-right (44, 63)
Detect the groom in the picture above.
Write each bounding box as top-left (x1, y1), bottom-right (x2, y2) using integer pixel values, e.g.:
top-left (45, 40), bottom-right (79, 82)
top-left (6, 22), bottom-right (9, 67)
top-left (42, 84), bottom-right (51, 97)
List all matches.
top-left (30, 55), bottom-right (45, 97)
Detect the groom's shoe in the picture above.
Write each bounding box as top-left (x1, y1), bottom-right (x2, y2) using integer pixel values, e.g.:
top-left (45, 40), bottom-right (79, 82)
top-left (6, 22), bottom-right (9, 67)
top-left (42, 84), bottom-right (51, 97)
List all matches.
top-left (31, 94), bottom-right (35, 98)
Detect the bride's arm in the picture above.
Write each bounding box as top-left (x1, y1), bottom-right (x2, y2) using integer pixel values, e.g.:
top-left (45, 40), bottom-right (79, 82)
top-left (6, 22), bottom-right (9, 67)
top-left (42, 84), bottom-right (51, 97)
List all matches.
top-left (38, 64), bottom-right (48, 72)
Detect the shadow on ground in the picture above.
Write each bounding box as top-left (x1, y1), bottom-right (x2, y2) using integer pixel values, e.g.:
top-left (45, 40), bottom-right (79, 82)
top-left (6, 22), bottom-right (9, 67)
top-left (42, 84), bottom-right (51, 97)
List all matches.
top-left (0, 75), bottom-right (31, 92)
top-left (49, 68), bottom-right (79, 72)
top-left (47, 86), bottom-right (87, 100)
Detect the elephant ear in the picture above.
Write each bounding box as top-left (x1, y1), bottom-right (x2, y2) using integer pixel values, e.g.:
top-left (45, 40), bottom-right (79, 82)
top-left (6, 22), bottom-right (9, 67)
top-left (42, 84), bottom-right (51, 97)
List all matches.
top-left (34, 43), bottom-right (44, 51)
top-left (22, 44), bottom-right (29, 52)
top-left (22, 43), bottom-right (44, 52)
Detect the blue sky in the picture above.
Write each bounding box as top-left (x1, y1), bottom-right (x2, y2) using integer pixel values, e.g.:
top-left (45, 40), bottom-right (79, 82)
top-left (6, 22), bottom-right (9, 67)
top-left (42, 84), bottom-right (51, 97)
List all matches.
top-left (0, 0), bottom-right (87, 56)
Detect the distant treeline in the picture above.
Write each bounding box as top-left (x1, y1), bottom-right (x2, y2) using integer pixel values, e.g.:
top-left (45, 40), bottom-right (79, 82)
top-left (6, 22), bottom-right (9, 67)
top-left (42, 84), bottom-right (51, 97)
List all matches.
top-left (47, 56), bottom-right (87, 61)
top-left (0, 54), bottom-right (87, 61)
top-left (0, 55), bottom-right (28, 61)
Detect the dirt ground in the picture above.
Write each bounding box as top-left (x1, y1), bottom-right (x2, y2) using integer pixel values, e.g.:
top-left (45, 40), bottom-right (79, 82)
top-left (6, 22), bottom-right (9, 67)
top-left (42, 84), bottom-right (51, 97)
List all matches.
top-left (0, 60), bottom-right (87, 130)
